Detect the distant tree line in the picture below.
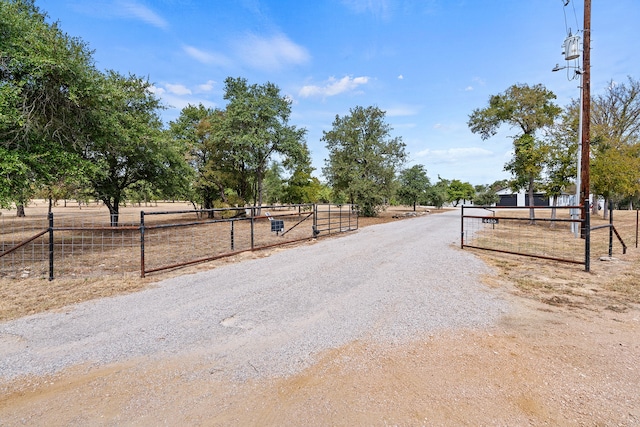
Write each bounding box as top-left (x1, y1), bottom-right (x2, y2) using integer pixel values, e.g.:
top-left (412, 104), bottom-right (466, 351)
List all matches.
top-left (2, 1), bottom-right (639, 224)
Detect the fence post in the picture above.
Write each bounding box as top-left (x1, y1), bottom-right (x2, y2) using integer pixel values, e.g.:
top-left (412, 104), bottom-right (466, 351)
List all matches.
top-left (140, 211), bottom-right (145, 278)
top-left (48, 212), bottom-right (54, 281)
top-left (461, 205), bottom-right (465, 249)
top-left (230, 220), bottom-right (235, 251)
top-left (250, 207), bottom-right (255, 250)
top-left (585, 199), bottom-right (591, 272)
top-left (312, 204), bottom-right (318, 237)
top-left (608, 200), bottom-right (614, 257)
top-left (636, 209), bottom-right (640, 248)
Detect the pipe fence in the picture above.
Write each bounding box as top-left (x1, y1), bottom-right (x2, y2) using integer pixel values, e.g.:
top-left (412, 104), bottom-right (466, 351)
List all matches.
top-left (461, 202), bottom-right (636, 272)
top-left (0, 203), bottom-right (358, 280)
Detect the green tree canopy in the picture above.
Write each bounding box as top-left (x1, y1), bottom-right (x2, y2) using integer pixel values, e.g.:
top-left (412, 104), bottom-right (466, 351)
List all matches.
top-left (222, 77), bottom-right (308, 208)
top-left (168, 104), bottom-right (235, 214)
top-left (590, 77), bottom-right (640, 214)
top-left (397, 165), bottom-right (430, 211)
top-left (86, 71), bottom-right (190, 225)
top-left (426, 176), bottom-right (449, 209)
top-left (1, 0), bottom-right (98, 214)
top-left (543, 99), bottom-right (579, 214)
top-left (447, 179), bottom-right (475, 206)
top-left (322, 106), bottom-right (407, 217)
top-left (473, 186), bottom-right (500, 206)
top-left (469, 83), bottom-right (561, 220)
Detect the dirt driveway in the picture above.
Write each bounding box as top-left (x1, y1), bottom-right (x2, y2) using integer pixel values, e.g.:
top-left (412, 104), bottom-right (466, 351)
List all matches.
top-left (1, 210), bottom-right (639, 426)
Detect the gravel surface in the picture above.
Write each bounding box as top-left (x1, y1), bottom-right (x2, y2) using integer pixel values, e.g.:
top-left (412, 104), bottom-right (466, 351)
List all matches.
top-left (0, 210), bottom-right (510, 382)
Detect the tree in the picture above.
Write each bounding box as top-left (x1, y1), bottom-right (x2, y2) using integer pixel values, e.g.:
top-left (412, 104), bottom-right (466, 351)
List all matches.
top-left (168, 104), bottom-right (235, 215)
top-left (543, 99), bottom-right (579, 221)
top-left (473, 186), bottom-right (500, 206)
top-left (1, 0), bottom-right (97, 214)
top-left (397, 165), bottom-right (430, 211)
top-left (590, 77), bottom-right (640, 217)
top-left (488, 179), bottom-right (510, 192)
top-left (447, 179), bottom-right (475, 206)
top-left (222, 77), bottom-right (308, 209)
top-left (86, 71), bottom-right (189, 226)
top-left (0, 147), bottom-right (31, 210)
top-left (426, 176), bottom-right (449, 209)
top-left (322, 106), bottom-right (407, 216)
top-left (263, 162), bottom-right (286, 204)
top-left (282, 146), bottom-right (324, 204)
top-left (468, 83), bottom-right (561, 221)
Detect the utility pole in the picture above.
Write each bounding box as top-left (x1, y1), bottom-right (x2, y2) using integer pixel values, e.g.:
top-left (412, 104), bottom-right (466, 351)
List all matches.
top-left (580, 0), bottom-right (591, 234)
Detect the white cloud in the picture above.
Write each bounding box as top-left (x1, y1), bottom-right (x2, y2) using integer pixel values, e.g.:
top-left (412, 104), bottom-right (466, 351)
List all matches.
top-left (165, 83), bottom-right (192, 95)
top-left (197, 80), bottom-right (216, 92)
top-left (299, 76), bottom-right (370, 98)
top-left (149, 85), bottom-right (165, 95)
top-left (465, 86), bottom-right (474, 91)
top-left (116, 0), bottom-right (168, 29)
top-left (235, 33), bottom-right (310, 71)
top-left (183, 45), bottom-right (231, 67)
top-left (415, 147), bottom-right (493, 164)
top-left (398, 74), bottom-right (404, 80)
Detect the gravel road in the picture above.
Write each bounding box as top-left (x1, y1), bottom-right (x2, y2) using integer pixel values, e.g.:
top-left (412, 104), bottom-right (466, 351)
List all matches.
top-left (0, 210), bottom-right (510, 382)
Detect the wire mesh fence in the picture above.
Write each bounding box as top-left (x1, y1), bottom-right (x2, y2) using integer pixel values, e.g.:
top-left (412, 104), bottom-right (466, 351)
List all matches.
top-left (462, 204), bottom-right (638, 270)
top-left (1, 203), bottom-right (358, 280)
top-left (0, 213), bottom-right (50, 279)
top-left (462, 205), bottom-right (587, 267)
top-left (313, 204), bottom-right (359, 236)
top-left (0, 211), bottom-right (141, 280)
top-left (140, 205), bottom-right (318, 276)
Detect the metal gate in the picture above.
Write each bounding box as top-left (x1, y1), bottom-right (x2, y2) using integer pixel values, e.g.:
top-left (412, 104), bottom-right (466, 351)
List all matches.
top-left (461, 204), bottom-right (590, 270)
top-left (313, 204), bottom-right (358, 236)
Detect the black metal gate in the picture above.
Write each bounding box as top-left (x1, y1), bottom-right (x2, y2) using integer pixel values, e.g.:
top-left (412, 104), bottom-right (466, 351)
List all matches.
top-left (313, 204), bottom-right (358, 236)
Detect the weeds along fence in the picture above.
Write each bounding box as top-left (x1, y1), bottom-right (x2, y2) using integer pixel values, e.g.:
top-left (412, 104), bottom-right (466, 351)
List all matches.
top-left (0, 203), bottom-right (358, 280)
top-left (461, 204), bottom-right (637, 272)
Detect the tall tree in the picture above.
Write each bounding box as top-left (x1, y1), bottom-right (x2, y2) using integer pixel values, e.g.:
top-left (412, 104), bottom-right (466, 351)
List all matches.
top-left (0, 0), bottom-right (97, 214)
top-left (397, 165), bottom-right (430, 211)
top-left (543, 99), bottom-right (579, 220)
top-left (168, 104), bottom-right (236, 215)
top-left (590, 77), bottom-right (640, 217)
top-left (322, 106), bottom-right (407, 216)
top-left (86, 71), bottom-right (189, 226)
top-left (222, 77), bottom-right (307, 208)
top-left (468, 83), bottom-right (561, 221)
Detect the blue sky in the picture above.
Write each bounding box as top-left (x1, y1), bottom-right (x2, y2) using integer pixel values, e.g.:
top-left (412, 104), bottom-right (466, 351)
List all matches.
top-left (38, 0), bottom-right (640, 185)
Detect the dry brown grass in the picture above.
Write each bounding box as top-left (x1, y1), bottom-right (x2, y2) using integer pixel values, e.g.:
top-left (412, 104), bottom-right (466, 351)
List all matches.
top-left (465, 207), bottom-right (639, 312)
top-left (474, 228), bottom-right (640, 313)
top-left (0, 204), bottom-right (425, 321)
top-left (1, 203), bottom-right (638, 322)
